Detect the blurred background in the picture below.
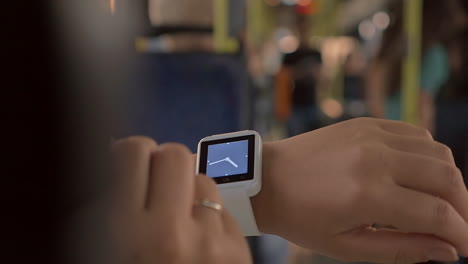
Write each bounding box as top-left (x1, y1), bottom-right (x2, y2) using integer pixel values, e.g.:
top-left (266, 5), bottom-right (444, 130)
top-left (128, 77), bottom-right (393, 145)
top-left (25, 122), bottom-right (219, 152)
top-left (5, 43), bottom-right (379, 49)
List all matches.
top-left (4, 0), bottom-right (467, 263)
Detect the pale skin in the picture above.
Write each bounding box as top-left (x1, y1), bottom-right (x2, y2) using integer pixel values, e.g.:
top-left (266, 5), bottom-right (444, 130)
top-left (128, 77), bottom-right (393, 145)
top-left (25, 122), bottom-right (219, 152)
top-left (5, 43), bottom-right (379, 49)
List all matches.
top-left (111, 139), bottom-right (252, 264)
top-left (112, 118), bottom-right (468, 263)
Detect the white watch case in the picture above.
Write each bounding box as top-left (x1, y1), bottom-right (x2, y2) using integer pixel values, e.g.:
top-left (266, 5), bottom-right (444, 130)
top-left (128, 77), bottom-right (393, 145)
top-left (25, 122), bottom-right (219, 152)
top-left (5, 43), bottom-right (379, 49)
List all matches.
top-left (196, 130), bottom-right (262, 197)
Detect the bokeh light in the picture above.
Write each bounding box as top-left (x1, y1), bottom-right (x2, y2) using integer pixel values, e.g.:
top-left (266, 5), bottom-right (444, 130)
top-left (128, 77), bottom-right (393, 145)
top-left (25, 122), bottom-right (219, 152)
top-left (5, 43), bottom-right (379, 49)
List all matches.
top-left (359, 20), bottom-right (377, 40)
top-left (321, 98), bottom-right (343, 119)
top-left (279, 35), bottom-right (299, 54)
top-left (373, 11), bottom-right (390, 30)
top-left (282, 0), bottom-right (298, 6)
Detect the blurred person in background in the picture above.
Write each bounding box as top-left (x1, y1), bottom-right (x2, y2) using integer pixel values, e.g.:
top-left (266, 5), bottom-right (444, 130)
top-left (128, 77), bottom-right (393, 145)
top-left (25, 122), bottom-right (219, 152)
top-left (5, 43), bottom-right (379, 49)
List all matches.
top-left (366, 0), bottom-right (465, 135)
top-left (343, 50), bottom-right (365, 103)
top-left (275, 16), bottom-right (323, 137)
top-left (341, 46), bottom-right (368, 120)
top-left (436, 0), bottom-right (468, 186)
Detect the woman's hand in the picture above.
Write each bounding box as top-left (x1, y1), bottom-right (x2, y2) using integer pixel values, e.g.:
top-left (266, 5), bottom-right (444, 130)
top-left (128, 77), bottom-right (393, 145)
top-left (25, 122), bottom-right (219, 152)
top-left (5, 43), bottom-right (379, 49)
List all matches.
top-left (111, 137), bottom-right (251, 264)
top-left (253, 117), bottom-right (468, 263)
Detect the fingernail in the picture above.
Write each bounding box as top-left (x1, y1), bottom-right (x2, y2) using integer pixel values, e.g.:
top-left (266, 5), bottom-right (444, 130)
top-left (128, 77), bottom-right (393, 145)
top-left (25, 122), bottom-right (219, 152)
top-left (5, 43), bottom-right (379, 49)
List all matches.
top-left (427, 248), bottom-right (458, 262)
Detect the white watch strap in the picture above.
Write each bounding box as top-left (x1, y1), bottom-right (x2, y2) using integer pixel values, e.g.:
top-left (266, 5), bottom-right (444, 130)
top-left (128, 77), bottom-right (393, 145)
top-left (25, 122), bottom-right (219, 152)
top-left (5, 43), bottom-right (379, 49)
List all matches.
top-left (220, 188), bottom-right (261, 236)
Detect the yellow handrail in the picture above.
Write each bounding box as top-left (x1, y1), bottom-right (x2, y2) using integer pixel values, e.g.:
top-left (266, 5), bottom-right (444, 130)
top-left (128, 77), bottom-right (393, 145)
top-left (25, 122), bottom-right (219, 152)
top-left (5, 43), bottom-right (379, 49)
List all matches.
top-left (214, 0), bottom-right (239, 53)
top-left (401, 0), bottom-right (422, 124)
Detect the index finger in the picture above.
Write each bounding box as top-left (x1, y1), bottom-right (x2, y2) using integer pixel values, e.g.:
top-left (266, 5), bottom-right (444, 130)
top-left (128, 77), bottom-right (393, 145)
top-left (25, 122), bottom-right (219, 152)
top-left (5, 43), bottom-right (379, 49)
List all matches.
top-left (148, 143), bottom-right (196, 219)
top-left (111, 136), bottom-right (158, 210)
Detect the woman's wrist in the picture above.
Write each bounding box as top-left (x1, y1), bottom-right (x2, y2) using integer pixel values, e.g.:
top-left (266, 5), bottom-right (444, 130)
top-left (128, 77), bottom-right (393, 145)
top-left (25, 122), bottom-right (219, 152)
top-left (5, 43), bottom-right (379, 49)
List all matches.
top-left (194, 141), bottom-right (282, 235)
top-left (250, 141), bottom-right (282, 234)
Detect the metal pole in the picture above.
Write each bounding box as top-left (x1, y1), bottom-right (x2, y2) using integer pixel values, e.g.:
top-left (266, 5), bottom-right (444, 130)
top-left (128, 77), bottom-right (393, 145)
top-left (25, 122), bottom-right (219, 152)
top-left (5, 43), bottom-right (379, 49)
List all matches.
top-left (214, 0), bottom-right (239, 53)
top-left (401, 0), bottom-right (422, 124)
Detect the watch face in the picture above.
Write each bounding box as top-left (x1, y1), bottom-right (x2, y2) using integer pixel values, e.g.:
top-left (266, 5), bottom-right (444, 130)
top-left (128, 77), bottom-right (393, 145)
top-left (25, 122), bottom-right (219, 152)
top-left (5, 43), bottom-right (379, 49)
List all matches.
top-left (198, 135), bottom-right (255, 184)
top-left (207, 140), bottom-right (248, 177)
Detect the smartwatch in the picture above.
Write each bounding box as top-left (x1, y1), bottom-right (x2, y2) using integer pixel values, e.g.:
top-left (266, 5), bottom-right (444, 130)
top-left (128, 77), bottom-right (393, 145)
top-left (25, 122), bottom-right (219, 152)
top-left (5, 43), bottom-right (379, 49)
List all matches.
top-left (196, 130), bottom-right (262, 236)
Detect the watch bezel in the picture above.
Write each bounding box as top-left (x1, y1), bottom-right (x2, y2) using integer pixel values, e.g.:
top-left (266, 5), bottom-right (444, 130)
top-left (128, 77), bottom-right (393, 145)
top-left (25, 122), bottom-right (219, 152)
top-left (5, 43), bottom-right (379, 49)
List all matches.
top-left (198, 135), bottom-right (255, 184)
top-left (196, 130), bottom-right (262, 196)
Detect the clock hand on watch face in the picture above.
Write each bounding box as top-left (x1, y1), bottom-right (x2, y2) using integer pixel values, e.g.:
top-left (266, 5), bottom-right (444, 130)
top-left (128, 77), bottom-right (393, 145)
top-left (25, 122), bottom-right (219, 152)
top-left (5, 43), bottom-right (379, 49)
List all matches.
top-left (209, 158), bottom-right (227, 166)
top-left (225, 157), bottom-right (239, 168)
top-left (209, 157), bottom-right (238, 168)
